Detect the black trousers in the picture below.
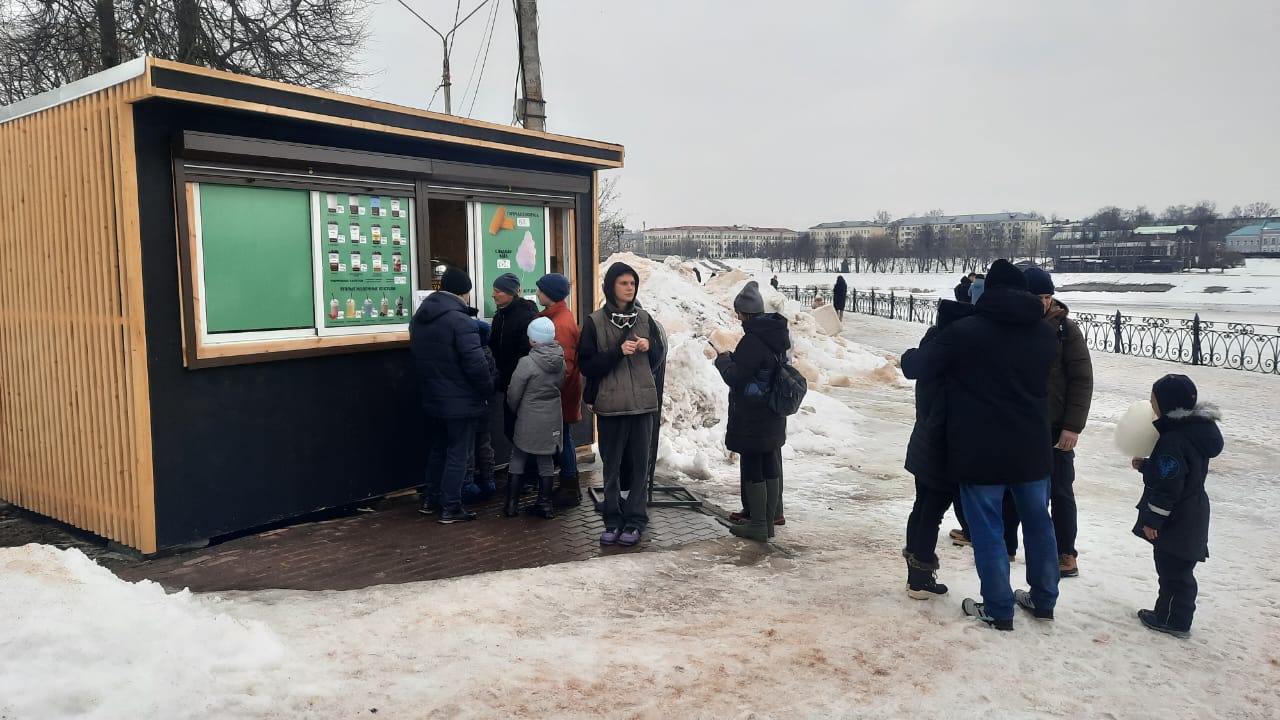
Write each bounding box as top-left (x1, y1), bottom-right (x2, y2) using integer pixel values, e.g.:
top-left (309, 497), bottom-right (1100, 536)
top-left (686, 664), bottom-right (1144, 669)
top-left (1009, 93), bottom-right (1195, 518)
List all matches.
top-left (905, 479), bottom-right (954, 566)
top-left (1003, 448), bottom-right (1077, 556)
top-left (1153, 548), bottom-right (1198, 630)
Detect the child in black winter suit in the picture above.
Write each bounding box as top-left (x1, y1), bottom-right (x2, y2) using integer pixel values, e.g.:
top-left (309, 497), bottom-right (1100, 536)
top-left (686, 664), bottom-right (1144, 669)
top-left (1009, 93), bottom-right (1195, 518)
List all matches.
top-left (1131, 374), bottom-right (1223, 638)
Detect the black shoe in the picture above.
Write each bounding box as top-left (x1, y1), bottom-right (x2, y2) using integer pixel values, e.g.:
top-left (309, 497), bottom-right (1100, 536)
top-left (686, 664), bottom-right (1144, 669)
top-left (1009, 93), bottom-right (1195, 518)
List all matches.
top-left (438, 507), bottom-right (477, 524)
top-left (949, 528), bottom-right (971, 547)
top-left (1137, 609), bottom-right (1190, 639)
top-left (962, 598), bottom-right (1013, 631)
top-left (1013, 589), bottom-right (1055, 620)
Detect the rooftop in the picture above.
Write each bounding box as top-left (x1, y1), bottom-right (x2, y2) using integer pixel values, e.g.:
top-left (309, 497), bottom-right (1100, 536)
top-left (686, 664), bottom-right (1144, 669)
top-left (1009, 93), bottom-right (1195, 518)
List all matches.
top-left (896, 212), bottom-right (1038, 226)
top-left (809, 221), bottom-right (884, 229)
top-left (643, 225), bottom-right (798, 234)
top-left (1133, 225), bottom-right (1197, 235)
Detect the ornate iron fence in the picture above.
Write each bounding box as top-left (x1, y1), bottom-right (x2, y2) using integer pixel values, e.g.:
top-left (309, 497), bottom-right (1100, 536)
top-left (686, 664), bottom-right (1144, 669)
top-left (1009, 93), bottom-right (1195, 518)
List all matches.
top-left (776, 284), bottom-right (1280, 375)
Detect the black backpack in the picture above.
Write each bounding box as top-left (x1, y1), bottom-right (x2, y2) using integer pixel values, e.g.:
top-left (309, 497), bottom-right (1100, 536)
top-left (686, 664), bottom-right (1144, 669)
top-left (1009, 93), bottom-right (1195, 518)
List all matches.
top-left (768, 352), bottom-right (808, 416)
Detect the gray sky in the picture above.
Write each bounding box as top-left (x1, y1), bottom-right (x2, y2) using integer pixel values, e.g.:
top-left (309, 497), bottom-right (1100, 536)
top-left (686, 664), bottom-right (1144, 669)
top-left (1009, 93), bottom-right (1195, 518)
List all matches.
top-left (363, 0), bottom-right (1279, 230)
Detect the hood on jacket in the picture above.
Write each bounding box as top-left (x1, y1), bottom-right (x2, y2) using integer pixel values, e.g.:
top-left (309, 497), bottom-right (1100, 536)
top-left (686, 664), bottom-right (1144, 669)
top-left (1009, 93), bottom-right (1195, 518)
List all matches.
top-left (1045, 297), bottom-right (1072, 322)
top-left (603, 262), bottom-right (640, 309)
top-left (1159, 402), bottom-right (1225, 460)
top-left (474, 319), bottom-right (492, 345)
top-left (527, 340), bottom-right (566, 375)
top-left (743, 313), bottom-right (791, 354)
top-left (416, 290), bottom-right (471, 324)
top-left (974, 284), bottom-right (1045, 326)
top-left (936, 299), bottom-right (977, 329)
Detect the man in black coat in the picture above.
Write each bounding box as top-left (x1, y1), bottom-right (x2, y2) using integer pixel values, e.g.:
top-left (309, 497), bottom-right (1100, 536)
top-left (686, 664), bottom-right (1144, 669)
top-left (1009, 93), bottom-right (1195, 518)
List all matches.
top-left (901, 259), bottom-right (1058, 630)
top-left (489, 272), bottom-right (539, 440)
top-left (953, 272), bottom-right (976, 303)
top-left (411, 267), bottom-right (497, 523)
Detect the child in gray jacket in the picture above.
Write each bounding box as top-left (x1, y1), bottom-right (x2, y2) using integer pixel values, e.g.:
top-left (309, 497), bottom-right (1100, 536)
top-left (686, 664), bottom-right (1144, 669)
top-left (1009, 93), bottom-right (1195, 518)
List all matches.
top-left (504, 317), bottom-right (565, 518)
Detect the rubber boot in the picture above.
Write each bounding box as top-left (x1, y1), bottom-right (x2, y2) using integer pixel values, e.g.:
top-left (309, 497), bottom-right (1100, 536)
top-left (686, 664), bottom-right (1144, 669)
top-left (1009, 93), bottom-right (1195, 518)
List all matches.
top-left (730, 482), bottom-right (770, 542)
top-left (764, 476), bottom-right (781, 539)
top-left (553, 474), bottom-right (582, 508)
top-left (529, 475), bottom-right (556, 518)
top-left (503, 473), bottom-right (521, 517)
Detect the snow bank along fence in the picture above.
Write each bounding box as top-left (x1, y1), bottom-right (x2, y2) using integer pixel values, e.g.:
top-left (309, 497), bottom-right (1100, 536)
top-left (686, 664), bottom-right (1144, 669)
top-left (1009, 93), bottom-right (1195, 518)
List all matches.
top-left (777, 285), bottom-right (1280, 375)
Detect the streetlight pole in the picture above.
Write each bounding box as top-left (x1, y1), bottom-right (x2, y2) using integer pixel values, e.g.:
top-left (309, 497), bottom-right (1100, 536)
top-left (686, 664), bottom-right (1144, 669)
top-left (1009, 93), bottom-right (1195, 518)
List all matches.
top-left (396, 0), bottom-right (491, 115)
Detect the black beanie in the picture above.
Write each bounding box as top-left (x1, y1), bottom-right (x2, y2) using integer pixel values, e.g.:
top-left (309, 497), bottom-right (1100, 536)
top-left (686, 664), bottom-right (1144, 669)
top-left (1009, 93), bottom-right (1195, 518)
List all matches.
top-left (1024, 267), bottom-right (1055, 296)
top-left (985, 259), bottom-right (1027, 290)
top-left (1152, 374), bottom-right (1198, 415)
top-left (440, 266), bottom-right (473, 296)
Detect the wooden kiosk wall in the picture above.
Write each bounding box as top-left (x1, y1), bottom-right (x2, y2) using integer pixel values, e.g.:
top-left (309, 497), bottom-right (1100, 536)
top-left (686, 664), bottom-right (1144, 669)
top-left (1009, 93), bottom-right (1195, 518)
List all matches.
top-left (0, 58), bottom-right (620, 553)
top-left (0, 78), bottom-right (157, 551)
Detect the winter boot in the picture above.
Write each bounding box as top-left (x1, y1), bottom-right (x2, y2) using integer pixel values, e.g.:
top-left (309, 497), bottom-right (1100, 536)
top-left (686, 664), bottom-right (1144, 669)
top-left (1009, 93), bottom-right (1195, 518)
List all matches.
top-left (1059, 554), bottom-right (1079, 578)
top-left (729, 482), bottom-right (770, 542)
top-left (904, 551), bottom-right (948, 599)
top-left (527, 475), bottom-right (556, 518)
top-left (503, 475), bottom-right (521, 517)
top-left (949, 528), bottom-right (971, 547)
top-left (1137, 609), bottom-right (1190, 639)
top-left (553, 474), bottom-right (582, 508)
top-left (438, 505), bottom-right (477, 524)
top-left (765, 475), bottom-right (781, 539)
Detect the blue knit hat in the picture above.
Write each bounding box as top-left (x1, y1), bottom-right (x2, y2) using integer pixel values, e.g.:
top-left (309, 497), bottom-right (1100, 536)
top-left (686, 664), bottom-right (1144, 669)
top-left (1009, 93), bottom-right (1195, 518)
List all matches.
top-left (1024, 267), bottom-right (1055, 296)
top-left (492, 272), bottom-right (521, 297)
top-left (527, 316), bottom-right (556, 344)
top-left (536, 273), bottom-right (571, 302)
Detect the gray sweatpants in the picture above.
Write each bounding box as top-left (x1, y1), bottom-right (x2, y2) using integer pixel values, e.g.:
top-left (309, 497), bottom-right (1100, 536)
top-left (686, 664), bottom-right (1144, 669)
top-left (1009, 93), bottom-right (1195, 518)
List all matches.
top-left (598, 414), bottom-right (653, 530)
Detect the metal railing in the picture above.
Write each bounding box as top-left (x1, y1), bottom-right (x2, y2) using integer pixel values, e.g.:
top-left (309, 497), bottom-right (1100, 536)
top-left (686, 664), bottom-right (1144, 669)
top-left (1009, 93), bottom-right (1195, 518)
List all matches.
top-left (775, 284), bottom-right (1280, 375)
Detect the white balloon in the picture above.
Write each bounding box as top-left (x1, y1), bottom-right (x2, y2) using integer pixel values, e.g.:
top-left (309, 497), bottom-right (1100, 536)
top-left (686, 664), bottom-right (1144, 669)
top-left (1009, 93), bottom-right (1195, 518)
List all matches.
top-left (1115, 400), bottom-right (1159, 458)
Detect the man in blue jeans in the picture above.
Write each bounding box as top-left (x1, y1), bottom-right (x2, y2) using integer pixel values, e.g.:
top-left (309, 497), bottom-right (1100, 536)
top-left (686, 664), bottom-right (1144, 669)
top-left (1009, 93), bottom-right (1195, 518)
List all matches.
top-left (901, 259), bottom-right (1059, 630)
top-left (410, 267), bottom-right (497, 524)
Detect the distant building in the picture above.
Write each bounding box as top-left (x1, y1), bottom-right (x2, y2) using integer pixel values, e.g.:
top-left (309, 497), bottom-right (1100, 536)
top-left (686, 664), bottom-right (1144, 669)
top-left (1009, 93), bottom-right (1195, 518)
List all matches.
top-left (890, 212), bottom-right (1041, 251)
top-left (808, 220), bottom-right (888, 261)
top-left (1133, 224), bottom-right (1197, 237)
top-left (1051, 229), bottom-right (1183, 272)
top-left (1225, 220), bottom-right (1280, 255)
top-left (640, 225), bottom-right (799, 258)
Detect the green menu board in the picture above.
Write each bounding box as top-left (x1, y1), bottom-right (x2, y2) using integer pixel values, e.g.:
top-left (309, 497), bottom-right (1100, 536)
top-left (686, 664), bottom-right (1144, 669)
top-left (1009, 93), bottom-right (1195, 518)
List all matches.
top-left (320, 193), bottom-right (414, 327)
top-left (479, 203), bottom-right (547, 317)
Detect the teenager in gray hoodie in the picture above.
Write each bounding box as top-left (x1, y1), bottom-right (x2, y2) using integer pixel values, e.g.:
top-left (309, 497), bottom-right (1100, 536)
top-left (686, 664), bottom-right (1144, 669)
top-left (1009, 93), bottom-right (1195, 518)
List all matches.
top-left (504, 317), bottom-right (566, 518)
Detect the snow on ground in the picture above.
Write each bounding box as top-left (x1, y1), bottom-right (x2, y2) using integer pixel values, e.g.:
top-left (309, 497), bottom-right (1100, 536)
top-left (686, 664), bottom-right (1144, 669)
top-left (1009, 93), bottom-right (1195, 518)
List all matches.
top-left (3, 258), bottom-right (1280, 719)
top-left (726, 257), bottom-right (1280, 325)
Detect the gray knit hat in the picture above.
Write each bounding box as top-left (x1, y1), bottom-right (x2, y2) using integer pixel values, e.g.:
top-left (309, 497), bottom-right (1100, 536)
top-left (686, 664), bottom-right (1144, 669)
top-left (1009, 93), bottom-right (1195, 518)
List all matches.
top-left (734, 281), bottom-right (765, 314)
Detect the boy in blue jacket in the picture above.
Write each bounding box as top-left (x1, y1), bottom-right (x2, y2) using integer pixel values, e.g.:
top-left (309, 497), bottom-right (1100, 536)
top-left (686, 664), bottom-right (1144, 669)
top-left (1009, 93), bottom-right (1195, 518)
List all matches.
top-left (1131, 374), bottom-right (1223, 638)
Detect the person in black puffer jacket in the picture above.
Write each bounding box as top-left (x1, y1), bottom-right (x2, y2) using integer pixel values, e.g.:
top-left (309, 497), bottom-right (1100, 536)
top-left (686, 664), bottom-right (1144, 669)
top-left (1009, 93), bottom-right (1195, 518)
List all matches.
top-left (901, 298), bottom-right (975, 599)
top-left (901, 259), bottom-right (1057, 631)
top-left (714, 280), bottom-right (791, 542)
top-left (410, 267), bottom-right (497, 524)
top-left (1130, 374), bottom-right (1222, 638)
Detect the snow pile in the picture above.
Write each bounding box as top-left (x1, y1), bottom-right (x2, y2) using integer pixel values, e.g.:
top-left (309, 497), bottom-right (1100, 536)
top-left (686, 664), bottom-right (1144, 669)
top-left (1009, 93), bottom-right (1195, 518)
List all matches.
top-left (0, 545), bottom-right (285, 718)
top-left (603, 253), bottom-right (903, 505)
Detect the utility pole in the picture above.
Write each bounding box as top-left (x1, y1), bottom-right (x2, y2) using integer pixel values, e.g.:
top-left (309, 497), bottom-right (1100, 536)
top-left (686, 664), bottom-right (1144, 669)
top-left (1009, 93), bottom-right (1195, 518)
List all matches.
top-left (515, 0), bottom-right (546, 131)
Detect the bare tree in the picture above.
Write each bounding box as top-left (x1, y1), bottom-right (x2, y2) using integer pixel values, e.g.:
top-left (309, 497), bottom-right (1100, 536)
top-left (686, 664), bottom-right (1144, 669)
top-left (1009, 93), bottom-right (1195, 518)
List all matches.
top-left (874, 209), bottom-right (893, 225)
top-left (1241, 201), bottom-right (1277, 219)
top-left (0, 0), bottom-right (372, 104)
top-left (596, 174), bottom-right (627, 257)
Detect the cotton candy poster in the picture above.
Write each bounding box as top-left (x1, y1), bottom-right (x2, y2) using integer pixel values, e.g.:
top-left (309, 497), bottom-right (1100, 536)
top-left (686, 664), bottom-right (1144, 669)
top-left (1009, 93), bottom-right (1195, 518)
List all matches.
top-left (479, 203), bottom-right (547, 317)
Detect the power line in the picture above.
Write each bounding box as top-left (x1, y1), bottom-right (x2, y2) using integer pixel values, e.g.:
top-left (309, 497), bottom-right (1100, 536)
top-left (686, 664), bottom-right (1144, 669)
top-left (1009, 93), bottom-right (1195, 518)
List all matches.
top-left (465, 0), bottom-right (501, 116)
top-left (458, 0), bottom-right (497, 114)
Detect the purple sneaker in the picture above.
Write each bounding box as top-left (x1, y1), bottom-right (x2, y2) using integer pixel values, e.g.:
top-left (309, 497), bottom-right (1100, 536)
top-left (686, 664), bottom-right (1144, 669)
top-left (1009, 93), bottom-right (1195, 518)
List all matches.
top-left (617, 526), bottom-right (642, 546)
top-left (600, 527), bottom-right (621, 545)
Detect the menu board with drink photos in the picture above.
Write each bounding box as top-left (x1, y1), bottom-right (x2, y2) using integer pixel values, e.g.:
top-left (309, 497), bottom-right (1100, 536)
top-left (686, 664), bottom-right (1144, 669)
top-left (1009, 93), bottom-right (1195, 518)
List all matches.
top-left (321, 192), bottom-right (413, 328)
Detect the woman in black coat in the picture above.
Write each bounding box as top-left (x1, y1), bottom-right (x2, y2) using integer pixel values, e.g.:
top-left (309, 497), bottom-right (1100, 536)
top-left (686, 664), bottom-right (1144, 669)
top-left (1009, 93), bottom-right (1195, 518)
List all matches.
top-left (714, 281), bottom-right (791, 542)
top-left (832, 275), bottom-right (849, 321)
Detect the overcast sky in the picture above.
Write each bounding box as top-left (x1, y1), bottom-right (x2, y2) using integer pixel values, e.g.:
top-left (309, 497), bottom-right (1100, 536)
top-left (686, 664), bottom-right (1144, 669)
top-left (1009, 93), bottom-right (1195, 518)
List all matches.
top-left (361, 0), bottom-right (1279, 230)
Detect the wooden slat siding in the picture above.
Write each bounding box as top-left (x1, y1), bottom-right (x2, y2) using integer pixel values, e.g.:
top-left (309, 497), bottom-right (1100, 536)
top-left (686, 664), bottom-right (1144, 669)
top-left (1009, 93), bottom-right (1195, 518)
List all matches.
top-left (0, 78), bottom-right (156, 551)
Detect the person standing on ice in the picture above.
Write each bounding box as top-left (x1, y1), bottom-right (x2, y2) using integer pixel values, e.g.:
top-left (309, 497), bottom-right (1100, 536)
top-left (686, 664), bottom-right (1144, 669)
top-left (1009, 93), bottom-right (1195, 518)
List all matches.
top-left (770, 274), bottom-right (780, 290)
top-left (901, 259), bottom-right (1057, 631)
top-left (902, 298), bottom-right (975, 598)
top-left (832, 275), bottom-right (848, 321)
top-left (1002, 267), bottom-right (1094, 578)
top-left (1130, 374), bottom-right (1221, 639)
top-left (713, 281), bottom-right (790, 542)
top-left (579, 262), bottom-right (665, 547)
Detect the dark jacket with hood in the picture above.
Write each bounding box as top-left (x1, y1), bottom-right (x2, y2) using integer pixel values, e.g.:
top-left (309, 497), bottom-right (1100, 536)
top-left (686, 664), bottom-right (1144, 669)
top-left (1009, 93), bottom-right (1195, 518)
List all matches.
top-left (506, 342), bottom-right (566, 455)
top-left (1133, 403), bottom-right (1223, 562)
top-left (714, 313), bottom-right (791, 453)
top-left (832, 276), bottom-right (849, 311)
top-left (579, 262), bottom-right (665, 417)
top-left (900, 284), bottom-right (1057, 485)
top-left (903, 300), bottom-right (975, 489)
top-left (954, 276), bottom-right (973, 303)
top-left (1044, 298), bottom-right (1093, 436)
top-left (490, 296), bottom-right (539, 392)
top-left (410, 291), bottom-right (496, 419)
